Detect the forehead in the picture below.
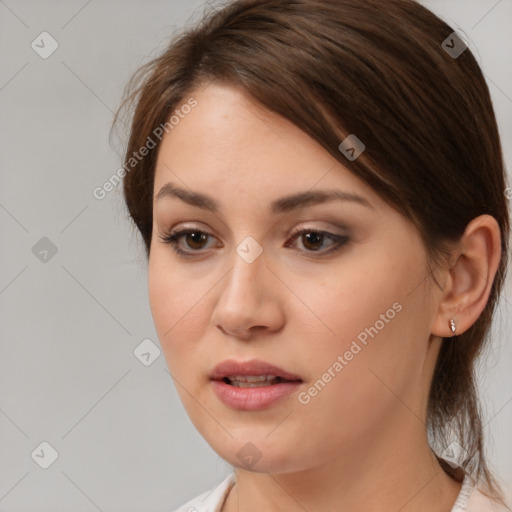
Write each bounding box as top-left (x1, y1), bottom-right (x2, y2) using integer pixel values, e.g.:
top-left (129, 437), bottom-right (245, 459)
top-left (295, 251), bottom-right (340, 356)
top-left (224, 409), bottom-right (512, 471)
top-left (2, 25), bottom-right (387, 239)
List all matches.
top-left (153, 83), bottom-right (379, 208)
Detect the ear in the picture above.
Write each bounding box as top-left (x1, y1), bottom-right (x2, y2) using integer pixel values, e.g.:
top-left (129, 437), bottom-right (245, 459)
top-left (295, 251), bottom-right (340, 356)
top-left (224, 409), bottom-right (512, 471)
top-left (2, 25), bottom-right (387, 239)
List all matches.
top-left (431, 214), bottom-right (502, 337)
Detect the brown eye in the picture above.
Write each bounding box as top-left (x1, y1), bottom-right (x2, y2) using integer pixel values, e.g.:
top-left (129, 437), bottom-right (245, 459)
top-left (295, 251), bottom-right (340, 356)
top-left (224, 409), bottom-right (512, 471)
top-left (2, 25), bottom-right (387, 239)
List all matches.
top-left (301, 232), bottom-right (325, 251)
top-left (158, 228), bottom-right (216, 255)
top-left (183, 232), bottom-right (209, 250)
top-left (287, 229), bottom-right (349, 255)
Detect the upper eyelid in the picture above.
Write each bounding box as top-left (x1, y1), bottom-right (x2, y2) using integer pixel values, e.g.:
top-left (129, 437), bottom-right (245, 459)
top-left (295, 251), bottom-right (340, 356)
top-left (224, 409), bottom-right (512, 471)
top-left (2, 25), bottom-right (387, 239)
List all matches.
top-left (167, 225), bottom-right (345, 240)
top-left (164, 226), bottom-right (346, 251)
top-left (166, 218), bottom-right (348, 235)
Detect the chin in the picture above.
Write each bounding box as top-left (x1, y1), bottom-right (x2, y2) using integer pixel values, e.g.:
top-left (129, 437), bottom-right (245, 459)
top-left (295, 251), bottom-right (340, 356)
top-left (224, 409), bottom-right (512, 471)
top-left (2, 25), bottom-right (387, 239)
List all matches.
top-left (203, 433), bottom-right (310, 474)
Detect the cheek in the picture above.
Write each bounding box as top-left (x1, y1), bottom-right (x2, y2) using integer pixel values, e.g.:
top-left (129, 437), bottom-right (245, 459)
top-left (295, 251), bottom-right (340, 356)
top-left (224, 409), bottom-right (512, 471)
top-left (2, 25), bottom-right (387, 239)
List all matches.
top-left (293, 258), bottom-right (403, 355)
top-left (147, 255), bottom-right (209, 371)
top-left (294, 249), bottom-right (428, 402)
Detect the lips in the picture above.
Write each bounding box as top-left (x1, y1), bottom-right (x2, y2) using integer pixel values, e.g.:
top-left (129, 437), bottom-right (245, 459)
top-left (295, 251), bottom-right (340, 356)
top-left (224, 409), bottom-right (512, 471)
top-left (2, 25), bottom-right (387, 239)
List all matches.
top-left (210, 359), bottom-right (302, 384)
top-left (210, 359), bottom-right (303, 410)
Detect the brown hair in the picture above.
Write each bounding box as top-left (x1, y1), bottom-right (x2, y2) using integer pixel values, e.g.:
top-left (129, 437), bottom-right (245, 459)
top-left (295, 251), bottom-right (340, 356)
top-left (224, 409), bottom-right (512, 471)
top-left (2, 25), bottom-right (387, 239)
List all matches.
top-left (111, 0), bottom-right (510, 505)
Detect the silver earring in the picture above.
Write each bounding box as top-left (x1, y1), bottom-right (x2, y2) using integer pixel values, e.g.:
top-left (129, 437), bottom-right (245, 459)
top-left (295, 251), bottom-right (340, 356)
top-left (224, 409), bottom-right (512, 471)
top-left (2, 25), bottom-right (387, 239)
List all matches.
top-left (449, 318), bottom-right (456, 334)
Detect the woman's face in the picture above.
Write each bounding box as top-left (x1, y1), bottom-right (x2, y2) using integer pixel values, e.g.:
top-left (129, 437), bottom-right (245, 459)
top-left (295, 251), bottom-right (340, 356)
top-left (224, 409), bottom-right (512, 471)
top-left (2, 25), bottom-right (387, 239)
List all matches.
top-left (149, 83), bottom-right (443, 473)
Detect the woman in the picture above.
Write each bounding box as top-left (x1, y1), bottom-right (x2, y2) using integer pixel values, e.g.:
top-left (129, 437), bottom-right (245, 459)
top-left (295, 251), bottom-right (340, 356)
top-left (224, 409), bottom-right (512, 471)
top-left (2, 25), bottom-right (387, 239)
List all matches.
top-left (112, 0), bottom-right (511, 510)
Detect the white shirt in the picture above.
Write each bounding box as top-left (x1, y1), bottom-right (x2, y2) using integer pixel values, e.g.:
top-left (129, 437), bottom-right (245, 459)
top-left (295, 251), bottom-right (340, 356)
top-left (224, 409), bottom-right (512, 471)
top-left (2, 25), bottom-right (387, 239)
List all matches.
top-left (173, 471), bottom-right (511, 512)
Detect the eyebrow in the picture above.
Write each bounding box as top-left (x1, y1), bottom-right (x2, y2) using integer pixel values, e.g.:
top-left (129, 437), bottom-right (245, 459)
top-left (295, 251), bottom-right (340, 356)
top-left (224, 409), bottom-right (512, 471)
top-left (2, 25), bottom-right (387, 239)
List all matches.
top-left (155, 182), bottom-right (374, 214)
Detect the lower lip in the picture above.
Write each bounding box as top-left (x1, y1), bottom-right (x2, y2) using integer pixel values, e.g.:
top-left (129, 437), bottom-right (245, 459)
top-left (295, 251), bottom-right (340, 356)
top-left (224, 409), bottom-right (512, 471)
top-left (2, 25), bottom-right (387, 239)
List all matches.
top-left (211, 379), bottom-right (302, 410)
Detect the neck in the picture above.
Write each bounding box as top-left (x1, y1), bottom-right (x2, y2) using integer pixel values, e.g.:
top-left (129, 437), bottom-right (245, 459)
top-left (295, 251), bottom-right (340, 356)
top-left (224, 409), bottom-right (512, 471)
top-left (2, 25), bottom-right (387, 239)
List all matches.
top-left (223, 411), bottom-right (462, 512)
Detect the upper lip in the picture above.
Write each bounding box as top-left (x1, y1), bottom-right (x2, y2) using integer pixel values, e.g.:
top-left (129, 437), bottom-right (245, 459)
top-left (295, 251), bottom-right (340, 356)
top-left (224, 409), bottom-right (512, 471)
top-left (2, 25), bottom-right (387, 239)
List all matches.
top-left (210, 359), bottom-right (302, 381)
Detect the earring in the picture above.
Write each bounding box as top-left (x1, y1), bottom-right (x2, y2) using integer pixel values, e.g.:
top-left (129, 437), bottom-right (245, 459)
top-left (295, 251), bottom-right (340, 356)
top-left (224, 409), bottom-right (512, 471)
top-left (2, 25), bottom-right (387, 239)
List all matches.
top-left (449, 318), bottom-right (456, 335)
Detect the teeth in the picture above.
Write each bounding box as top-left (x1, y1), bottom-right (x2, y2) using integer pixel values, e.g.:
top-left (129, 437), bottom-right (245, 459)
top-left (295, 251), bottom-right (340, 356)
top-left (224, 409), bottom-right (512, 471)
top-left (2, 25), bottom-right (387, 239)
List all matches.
top-left (227, 375), bottom-right (277, 382)
top-left (231, 380), bottom-right (276, 388)
top-left (226, 375), bottom-right (281, 387)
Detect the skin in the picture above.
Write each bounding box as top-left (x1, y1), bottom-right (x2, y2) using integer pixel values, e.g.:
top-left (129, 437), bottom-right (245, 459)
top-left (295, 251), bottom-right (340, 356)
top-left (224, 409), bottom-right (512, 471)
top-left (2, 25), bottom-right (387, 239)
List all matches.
top-left (148, 82), bottom-right (502, 512)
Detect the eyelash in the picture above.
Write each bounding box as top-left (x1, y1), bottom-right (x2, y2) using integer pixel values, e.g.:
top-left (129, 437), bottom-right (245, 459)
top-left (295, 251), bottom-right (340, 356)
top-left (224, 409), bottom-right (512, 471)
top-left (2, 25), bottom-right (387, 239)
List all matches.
top-left (158, 227), bottom-right (350, 257)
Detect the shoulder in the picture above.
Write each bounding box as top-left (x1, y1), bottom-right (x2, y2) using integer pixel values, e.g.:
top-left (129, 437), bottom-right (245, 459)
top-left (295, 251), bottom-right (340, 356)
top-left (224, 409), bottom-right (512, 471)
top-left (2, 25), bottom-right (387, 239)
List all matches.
top-left (172, 472), bottom-right (236, 512)
top-left (466, 487), bottom-right (511, 512)
top-left (452, 473), bottom-right (511, 512)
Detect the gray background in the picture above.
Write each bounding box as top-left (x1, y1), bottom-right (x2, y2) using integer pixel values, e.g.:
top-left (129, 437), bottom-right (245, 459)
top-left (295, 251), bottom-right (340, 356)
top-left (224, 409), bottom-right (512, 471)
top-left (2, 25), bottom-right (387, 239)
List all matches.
top-left (0, 0), bottom-right (511, 510)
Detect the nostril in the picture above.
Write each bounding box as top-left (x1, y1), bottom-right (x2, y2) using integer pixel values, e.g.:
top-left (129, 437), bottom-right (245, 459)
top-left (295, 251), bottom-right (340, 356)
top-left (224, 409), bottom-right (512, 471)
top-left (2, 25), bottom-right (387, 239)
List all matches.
top-left (217, 325), bottom-right (252, 340)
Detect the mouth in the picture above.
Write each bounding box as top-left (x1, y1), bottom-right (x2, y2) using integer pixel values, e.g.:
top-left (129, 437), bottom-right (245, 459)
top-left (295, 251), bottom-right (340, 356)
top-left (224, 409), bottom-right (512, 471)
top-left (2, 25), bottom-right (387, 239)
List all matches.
top-left (210, 359), bottom-right (303, 410)
top-left (220, 375), bottom-right (302, 387)
top-left (210, 358), bottom-right (303, 384)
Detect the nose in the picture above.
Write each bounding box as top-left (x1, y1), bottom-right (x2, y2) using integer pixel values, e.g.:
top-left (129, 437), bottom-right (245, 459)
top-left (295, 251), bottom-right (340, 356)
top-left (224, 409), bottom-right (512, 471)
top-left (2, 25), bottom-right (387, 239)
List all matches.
top-left (211, 246), bottom-right (285, 340)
